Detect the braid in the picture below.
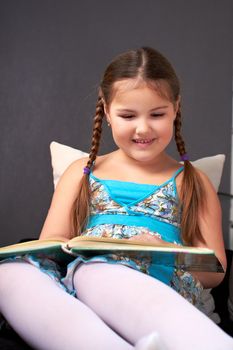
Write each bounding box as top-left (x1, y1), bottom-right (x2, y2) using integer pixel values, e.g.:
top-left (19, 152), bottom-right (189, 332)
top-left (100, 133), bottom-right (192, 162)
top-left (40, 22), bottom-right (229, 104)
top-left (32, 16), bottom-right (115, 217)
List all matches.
top-left (174, 105), bottom-right (186, 157)
top-left (71, 97), bottom-right (105, 236)
top-left (86, 96), bottom-right (105, 170)
top-left (174, 105), bottom-right (206, 245)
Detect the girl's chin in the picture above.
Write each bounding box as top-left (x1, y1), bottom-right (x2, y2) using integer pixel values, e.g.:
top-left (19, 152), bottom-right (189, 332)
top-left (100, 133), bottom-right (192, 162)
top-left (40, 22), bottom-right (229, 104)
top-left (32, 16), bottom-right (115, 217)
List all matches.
top-left (124, 151), bottom-right (160, 163)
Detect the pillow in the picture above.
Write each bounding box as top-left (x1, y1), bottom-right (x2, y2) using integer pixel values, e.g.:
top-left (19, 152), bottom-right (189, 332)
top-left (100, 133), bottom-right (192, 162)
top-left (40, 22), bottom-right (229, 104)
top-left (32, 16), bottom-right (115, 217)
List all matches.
top-left (191, 155), bottom-right (225, 191)
top-left (50, 141), bottom-right (89, 188)
top-left (50, 141), bottom-right (225, 191)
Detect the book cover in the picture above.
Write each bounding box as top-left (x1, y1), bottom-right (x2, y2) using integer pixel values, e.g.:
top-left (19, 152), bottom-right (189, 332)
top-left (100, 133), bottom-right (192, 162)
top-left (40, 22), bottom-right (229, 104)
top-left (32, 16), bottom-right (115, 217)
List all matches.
top-left (0, 236), bottom-right (224, 272)
top-left (0, 239), bottom-right (71, 262)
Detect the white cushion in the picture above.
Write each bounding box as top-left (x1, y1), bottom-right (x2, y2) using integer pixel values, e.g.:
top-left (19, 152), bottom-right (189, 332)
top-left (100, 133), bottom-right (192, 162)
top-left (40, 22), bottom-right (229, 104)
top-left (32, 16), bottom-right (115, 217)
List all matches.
top-left (191, 154), bottom-right (225, 192)
top-left (50, 141), bottom-right (88, 188)
top-left (50, 141), bottom-right (225, 191)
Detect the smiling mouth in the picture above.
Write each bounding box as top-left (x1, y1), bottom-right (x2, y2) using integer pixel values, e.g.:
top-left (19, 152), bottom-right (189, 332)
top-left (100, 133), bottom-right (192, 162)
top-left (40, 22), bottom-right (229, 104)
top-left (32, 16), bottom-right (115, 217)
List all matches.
top-left (133, 138), bottom-right (156, 144)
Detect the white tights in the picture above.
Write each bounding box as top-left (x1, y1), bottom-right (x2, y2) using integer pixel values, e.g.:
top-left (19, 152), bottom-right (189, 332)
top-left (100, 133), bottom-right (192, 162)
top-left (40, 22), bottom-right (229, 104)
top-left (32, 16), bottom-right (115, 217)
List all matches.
top-left (0, 261), bottom-right (232, 350)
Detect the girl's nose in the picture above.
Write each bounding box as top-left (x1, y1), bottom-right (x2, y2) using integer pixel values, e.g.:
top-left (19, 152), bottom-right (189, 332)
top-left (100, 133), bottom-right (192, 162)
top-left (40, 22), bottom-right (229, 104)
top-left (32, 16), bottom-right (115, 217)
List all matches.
top-left (135, 119), bottom-right (151, 135)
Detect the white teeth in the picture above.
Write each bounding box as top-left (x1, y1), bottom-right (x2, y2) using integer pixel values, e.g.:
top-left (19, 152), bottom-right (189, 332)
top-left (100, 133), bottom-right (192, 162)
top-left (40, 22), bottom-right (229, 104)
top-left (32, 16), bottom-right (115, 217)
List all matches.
top-left (134, 139), bottom-right (153, 144)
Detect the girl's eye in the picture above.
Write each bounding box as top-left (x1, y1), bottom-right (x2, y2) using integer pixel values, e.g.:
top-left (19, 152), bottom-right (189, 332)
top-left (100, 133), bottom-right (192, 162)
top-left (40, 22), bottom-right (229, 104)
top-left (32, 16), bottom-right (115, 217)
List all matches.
top-left (151, 113), bottom-right (165, 118)
top-left (118, 113), bottom-right (165, 119)
top-left (119, 115), bottom-right (134, 119)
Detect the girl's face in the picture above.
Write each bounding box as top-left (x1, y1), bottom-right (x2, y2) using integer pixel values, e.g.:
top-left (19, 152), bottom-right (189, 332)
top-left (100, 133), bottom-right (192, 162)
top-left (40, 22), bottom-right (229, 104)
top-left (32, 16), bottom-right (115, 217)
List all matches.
top-left (105, 79), bottom-right (179, 164)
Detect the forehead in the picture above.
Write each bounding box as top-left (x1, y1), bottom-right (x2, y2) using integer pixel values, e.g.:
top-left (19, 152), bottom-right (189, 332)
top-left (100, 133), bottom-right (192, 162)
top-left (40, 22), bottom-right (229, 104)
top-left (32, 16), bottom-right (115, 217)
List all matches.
top-left (109, 78), bottom-right (171, 104)
top-left (109, 78), bottom-right (171, 105)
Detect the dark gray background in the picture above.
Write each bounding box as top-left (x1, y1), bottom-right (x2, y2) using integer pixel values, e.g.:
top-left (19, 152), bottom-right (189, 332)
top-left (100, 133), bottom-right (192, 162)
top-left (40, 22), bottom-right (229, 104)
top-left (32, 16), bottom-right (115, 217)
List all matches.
top-left (0, 0), bottom-right (232, 247)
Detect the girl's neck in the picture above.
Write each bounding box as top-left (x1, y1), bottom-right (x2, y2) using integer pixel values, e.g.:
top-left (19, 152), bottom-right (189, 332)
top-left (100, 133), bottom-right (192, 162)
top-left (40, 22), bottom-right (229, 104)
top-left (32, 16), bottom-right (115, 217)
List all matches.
top-left (93, 150), bottom-right (181, 184)
top-left (111, 149), bottom-right (178, 173)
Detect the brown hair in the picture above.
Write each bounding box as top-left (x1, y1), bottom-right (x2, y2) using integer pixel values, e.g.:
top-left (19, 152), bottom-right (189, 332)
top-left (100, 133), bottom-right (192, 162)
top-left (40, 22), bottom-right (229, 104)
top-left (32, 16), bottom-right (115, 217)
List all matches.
top-left (71, 47), bottom-right (206, 245)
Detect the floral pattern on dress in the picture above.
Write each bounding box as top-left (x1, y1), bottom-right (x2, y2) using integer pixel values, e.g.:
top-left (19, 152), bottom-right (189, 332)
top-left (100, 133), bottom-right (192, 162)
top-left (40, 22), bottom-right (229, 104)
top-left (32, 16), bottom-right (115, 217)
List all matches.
top-left (2, 167), bottom-right (203, 308)
top-left (132, 182), bottom-right (182, 226)
top-left (82, 224), bottom-right (160, 275)
top-left (104, 253), bottom-right (152, 275)
top-left (82, 174), bottom-right (203, 307)
top-left (170, 269), bottom-right (203, 305)
top-left (83, 223), bottom-right (162, 240)
top-left (89, 177), bottom-right (182, 227)
top-left (90, 180), bottom-right (125, 214)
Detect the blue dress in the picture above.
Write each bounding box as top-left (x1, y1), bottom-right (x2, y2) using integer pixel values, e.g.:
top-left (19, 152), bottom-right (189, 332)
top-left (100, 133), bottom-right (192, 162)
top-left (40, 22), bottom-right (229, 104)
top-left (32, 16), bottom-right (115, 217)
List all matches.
top-left (0, 166), bottom-right (203, 307)
top-left (62, 166), bottom-right (203, 306)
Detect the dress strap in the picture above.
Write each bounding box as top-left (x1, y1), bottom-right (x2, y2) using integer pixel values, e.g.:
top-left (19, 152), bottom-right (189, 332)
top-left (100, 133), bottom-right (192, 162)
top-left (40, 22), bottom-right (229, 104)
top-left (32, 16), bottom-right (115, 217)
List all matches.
top-left (172, 166), bottom-right (184, 200)
top-left (172, 166), bottom-right (184, 180)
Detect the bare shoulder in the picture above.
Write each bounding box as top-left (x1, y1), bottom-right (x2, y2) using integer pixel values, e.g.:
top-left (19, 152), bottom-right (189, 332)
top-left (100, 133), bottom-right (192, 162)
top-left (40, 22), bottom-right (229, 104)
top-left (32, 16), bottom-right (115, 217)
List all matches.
top-left (176, 164), bottom-right (221, 217)
top-left (176, 164), bottom-right (217, 197)
top-left (193, 166), bottom-right (218, 194)
top-left (56, 157), bottom-right (89, 188)
top-left (64, 156), bottom-right (89, 175)
top-left (50, 156), bottom-right (89, 211)
top-left (39, 156), bottom-right (89, 240)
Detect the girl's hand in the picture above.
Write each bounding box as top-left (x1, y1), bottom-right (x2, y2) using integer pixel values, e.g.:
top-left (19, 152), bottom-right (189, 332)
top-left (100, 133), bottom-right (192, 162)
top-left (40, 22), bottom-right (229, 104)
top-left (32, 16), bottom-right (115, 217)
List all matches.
top-left (128, 233), bottom-right (166, 245)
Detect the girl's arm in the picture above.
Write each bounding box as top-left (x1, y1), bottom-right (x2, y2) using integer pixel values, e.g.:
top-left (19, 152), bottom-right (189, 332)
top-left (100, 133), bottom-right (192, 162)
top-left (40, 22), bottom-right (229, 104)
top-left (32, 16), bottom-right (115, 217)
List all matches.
top-left (39, 157), bottom-right (88, 241)
top-left (190, 169), bottom-right (227, 289)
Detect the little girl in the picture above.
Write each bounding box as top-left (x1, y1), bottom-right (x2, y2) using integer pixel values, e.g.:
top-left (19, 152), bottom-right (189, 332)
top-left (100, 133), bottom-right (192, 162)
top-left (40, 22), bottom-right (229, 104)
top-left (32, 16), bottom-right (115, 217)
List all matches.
top-left (0, 47), bottom-right (232, 350)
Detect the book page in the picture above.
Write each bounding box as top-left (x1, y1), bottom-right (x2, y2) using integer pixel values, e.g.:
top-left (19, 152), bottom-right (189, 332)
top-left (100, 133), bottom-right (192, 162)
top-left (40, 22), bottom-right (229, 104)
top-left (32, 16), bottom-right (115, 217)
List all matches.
top-left (0, 238), bottom-right (66, 253)
top-left (65, 237), bottom-right (223, 272)
top-left (67, 236), bottom-right (214, 254)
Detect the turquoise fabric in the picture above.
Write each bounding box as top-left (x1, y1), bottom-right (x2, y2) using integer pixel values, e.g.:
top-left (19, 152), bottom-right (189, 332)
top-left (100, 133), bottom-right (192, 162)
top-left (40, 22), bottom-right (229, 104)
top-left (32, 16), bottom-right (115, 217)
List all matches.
top-left (90, 167), bottom-right (183, 205)
top-left (86, 215), bottom-right (181, 243)
top-left (1, 165), bottom-right (203, 306)
top-left (79, 167), bottom-right (184, 286)
top-left (63, 165), bottom-right (204, 304)
top-left (85, 166), bottom-right (184, 244)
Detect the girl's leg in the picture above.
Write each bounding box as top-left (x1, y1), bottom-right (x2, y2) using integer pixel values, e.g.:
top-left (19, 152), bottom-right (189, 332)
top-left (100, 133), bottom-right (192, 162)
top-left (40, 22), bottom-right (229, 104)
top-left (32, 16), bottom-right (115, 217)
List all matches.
top-left (0, 262), bottom-right (133, 350)
top-left (73, 262), bottom-right (233, 350)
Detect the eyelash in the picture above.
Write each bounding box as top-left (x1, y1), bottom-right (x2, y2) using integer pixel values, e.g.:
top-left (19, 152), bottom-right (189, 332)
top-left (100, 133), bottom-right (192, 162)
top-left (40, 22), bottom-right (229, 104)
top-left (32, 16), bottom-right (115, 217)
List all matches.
top-left (119, 113), bottom-right (165, 119)
top-left (152, 113), bottom-right (165, 118)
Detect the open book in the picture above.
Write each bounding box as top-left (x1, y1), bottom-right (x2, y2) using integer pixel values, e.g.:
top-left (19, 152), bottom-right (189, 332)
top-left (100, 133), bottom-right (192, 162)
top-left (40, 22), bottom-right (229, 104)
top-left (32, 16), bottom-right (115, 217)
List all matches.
top-left (0, 236), bottom-right (224, 272)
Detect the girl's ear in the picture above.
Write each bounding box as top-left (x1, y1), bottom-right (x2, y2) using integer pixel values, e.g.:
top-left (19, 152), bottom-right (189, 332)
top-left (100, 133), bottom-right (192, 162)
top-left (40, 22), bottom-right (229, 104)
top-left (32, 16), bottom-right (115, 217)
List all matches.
top-left (103, 101), bottom-right (110, 123)
top-left (103, 101), bottom-right (108, 115)
top-left (174, 95), bottom-right (181, 114)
